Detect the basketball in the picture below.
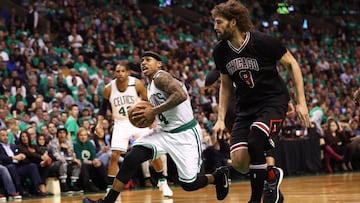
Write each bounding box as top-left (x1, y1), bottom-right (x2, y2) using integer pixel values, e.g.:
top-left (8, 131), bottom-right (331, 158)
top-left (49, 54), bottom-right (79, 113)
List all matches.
top-left (128, 101), bottom-right (155, 128)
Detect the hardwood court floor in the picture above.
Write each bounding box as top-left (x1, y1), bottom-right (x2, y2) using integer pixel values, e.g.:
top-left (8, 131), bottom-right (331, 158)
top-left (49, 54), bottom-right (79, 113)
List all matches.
top-left (6, 172), bottom-right (360, 203)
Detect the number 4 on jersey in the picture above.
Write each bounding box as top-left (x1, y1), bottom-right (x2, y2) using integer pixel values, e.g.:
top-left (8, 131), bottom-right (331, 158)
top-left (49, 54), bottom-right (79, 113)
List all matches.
top-left (158, 113), bottom-right (169, 125)
top-left (119, 106), bottom-right (130, 116)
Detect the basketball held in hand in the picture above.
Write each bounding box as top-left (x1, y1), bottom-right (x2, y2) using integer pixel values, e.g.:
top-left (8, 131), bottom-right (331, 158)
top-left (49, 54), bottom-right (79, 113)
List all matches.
top-left (128, 101), bottom-right (155, 128)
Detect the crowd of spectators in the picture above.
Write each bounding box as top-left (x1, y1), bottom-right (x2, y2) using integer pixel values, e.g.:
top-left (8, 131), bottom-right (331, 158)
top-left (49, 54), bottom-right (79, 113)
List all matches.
top-left (0, 0), bottom-right (359, 200)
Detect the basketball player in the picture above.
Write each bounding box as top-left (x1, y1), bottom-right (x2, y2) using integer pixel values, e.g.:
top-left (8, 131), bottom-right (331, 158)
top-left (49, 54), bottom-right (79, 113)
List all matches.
top-left (94, 64), bottom-right (172, 197)
top-left (205, 69), bottom-right (296, 203)
top-left (211, 1), bottom-right (310, 203)
top-left (83, 51), bottom-right (230, 203)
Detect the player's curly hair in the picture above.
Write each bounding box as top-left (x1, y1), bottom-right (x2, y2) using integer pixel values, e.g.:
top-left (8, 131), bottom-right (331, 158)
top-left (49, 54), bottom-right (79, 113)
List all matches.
top-left (211, 0), bottom-right (253, 32)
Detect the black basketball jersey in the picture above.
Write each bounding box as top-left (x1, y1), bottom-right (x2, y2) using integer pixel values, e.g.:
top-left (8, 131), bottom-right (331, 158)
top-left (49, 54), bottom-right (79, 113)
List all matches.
top-left (213, 31), bottom-right (290, 107)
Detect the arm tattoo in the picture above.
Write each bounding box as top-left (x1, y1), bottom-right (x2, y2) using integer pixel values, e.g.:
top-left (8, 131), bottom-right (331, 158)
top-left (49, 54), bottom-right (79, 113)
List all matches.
top-left (153, 72), bottom-right (187, 114)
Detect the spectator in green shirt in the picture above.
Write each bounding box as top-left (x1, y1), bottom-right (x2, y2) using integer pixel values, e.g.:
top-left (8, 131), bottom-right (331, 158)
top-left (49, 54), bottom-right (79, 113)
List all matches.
top-left (74, 127), bottom-right (108, 192)
top-left (65, 104), bottom-right (79, 143)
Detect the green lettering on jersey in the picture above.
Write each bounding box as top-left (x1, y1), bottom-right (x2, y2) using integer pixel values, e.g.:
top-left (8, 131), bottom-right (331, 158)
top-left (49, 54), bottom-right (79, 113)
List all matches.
top-left (119, 106), bottom-right (131, 116)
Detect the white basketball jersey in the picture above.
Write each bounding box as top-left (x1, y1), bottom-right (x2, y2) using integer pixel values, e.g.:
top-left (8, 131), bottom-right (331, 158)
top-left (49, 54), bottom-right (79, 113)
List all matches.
top-left (109, 76), bottom-right (142, 124)
top-left (148, 70), bottom-right (194, 131)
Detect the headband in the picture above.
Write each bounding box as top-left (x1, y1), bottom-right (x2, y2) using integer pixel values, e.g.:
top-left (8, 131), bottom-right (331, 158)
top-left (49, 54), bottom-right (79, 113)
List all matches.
top-left (142, 51), bottom-right (162, 62)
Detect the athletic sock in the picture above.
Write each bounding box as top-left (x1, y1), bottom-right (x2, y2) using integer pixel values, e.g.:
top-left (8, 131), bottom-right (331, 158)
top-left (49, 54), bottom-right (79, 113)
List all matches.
top-left (249, 168), bottom-right (267, 202)
top-left (103, 189), bottom-right (120, 202)
top-left (156, 170), bottom-right (165, 180)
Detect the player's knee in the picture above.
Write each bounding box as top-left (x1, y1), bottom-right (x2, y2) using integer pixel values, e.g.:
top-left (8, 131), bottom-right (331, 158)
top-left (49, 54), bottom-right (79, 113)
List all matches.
top-left (247, 139), bottom-right (260, 156)
top-left (180, 175), bottom-right (208, 191)
top-left (248, 127), bottom-right (267, 151)
top-left (247, 127), bottom-right (267, 164)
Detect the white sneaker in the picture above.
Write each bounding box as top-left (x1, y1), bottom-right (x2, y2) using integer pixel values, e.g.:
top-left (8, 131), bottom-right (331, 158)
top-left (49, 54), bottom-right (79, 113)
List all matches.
top-left (158, 179), bottom-right (173, 197)
top-left (9, 193), bottom-right (22, 200)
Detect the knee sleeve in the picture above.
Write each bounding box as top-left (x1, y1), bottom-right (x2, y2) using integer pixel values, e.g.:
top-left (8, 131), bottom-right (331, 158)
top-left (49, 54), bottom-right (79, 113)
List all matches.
top-left (116, 146), bottom-right (153, 183)
top-left (247, 127), bottom-right (267, 165)
top-left (180, 175), bottom-right (208, 191)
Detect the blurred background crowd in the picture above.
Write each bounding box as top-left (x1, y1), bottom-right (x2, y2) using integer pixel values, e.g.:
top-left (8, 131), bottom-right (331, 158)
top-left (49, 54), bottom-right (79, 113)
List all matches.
top-left (0, 0), bottom-right (360, 199)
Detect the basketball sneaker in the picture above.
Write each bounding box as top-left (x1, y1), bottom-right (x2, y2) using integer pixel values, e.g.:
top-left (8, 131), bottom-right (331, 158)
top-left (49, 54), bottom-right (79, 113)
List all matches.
top-left (158, 179), bottom-right (173, 197)
top-left (213, 166), bottom-right (230, 200)
top-left (263, 167), bottom-right (284, 203)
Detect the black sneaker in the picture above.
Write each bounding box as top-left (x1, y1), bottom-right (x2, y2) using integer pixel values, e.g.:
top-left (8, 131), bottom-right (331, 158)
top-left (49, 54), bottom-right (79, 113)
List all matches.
top-left (70, 185), bottom-right (84, 193)
top-left (263, 167), bottom-right (284, 203)
top-left (86, 183), bottom-right (100, 193)
top-left (60, 182), bottom-right (73, 195)
top-left (82, 197), bottom-right (104, 203)
top-left (213, 166), bottom-right (230, 200)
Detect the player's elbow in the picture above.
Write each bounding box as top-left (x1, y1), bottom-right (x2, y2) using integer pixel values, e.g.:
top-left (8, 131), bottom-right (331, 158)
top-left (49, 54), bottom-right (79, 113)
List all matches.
top-left (177, 91), bottom-right (188, 103)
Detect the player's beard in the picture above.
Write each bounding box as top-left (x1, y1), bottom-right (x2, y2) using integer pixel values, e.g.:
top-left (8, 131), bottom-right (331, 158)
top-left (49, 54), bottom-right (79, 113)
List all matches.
top-left (217, 25), bottom-right (233, 41)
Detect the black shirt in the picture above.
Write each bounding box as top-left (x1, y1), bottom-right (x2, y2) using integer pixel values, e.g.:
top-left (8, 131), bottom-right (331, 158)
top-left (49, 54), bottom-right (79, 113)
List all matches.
top-left (213, 31), bottom-right (289, 107)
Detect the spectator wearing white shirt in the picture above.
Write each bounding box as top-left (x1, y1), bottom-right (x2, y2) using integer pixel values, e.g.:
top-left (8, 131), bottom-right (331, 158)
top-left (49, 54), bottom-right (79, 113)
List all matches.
top-left (316, 56), bottom-right (330, 71)
top-left (30, 31), bottom-right (45, 49)
top-left (340, 64), bottom-right (353, 85)
top-left (0, 43), bottom-right (9, 62)
top-left (66, 69), bottom-right (84, 88)
top-left (68, 28), bottom-right (83, 49)
top-left (195, 71), bottom-right (206, 88)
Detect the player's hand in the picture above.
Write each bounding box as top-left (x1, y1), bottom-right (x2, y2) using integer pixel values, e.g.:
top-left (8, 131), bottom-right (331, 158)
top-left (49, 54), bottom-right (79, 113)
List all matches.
top-left (353, 88), bottom-right (360, 106)
top-left (132, 105), bottom-right (156, 126)
top-left (296, 103), bottom-right (311, 127)
top-left (213, 120), bottom-right (226, 141)
top-left (149, 120), bottom-right (157, 129)
top-left (95, 123), bottom-right (104, 137)
top-left (286, 101), bottom-right (295, 118)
